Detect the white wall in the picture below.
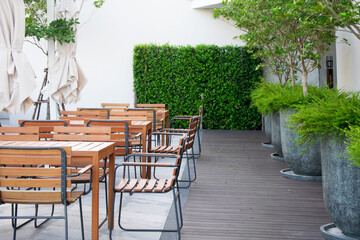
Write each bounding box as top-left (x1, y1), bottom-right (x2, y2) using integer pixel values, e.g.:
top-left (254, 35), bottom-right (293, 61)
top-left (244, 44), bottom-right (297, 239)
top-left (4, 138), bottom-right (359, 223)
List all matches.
top-left (9, 0), bottom-right (244, 126)
top-left (336, 30), bottom-right (360, 91)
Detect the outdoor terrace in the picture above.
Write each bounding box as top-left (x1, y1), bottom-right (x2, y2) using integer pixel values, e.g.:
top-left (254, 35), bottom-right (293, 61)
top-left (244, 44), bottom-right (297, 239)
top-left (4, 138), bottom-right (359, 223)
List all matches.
top-left (0, 130), bottom-right (330, 239)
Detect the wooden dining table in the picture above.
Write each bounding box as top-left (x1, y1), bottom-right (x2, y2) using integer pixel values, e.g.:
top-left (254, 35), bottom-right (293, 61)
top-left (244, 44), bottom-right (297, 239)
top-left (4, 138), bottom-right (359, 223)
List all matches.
top-left (0, 140), bottom-right (115, 240)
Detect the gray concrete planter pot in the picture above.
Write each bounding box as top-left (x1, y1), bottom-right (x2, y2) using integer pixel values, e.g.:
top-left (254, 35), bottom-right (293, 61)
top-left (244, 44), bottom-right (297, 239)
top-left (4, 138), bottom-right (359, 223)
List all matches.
top-left (262, 114), bottom-right (273, 148)
top-left (271, 111), bottom-right (284, 161)
top-left (280, 109), bottom-right (321, 181)
top-left (321, 136), bottom-right (360, 239)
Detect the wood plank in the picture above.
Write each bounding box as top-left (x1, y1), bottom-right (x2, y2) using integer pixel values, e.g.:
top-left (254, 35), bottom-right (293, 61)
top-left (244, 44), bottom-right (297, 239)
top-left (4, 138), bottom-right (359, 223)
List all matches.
top-left (181, 130), bottom-right (332, 240)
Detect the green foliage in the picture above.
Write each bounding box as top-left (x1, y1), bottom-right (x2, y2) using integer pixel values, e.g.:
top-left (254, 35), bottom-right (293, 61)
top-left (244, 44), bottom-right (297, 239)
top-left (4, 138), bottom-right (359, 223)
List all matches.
top-left (133, 44), bottom-right (263, 130)
top-left (24, 0), bottom-right (104, 49)
top-left (345, 125), bottom-right (360, 166)
top-left (93, 0), bottom-right (105, 8)
top-left (315, 1), bottom-right (360, 40)
top-left (214, 0), bottom-right (339, 95)
top-left (24, 0), bottom-right (78, 44)
top-left (251, 82), bottom-right (330, 114)
top-left (288, 90), bottom-right (360, 146)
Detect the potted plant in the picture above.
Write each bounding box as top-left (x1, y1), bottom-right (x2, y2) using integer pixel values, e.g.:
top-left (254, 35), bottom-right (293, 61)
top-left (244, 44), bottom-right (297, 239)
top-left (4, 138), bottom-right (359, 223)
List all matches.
top-left (288, 89), bottom-right (360, 239)
top-left (276, 84), bottom-right (329, 181)
top-left (251, 81), bottom-right (286, 161)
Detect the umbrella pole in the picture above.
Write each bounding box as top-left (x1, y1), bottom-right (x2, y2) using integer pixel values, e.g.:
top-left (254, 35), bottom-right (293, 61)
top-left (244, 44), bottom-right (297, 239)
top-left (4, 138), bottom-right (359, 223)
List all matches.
top-left (32, 69), bottom-right (50, 120)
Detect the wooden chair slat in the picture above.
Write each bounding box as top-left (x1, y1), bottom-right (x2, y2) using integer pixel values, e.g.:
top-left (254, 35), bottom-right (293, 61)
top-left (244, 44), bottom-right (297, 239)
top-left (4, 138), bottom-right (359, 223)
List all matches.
top-left (144, 179), bottom-right (156, 192)
top-left (115, 178), bottom-right (129, 191)
top-left (0, 178), bottom-right (68, 188)
top-left (154, 179), bottom-right (167, 192)
top-left (133, 179), bottom-right (147, 192)
top-left (123, 179), bottom-right (138, 191)
top-left (0, 135), bottom-right (40, 141)
top-left (163, 177), bottom-right (175, 192)
top-left (0, 167), bottom-right (62, 177)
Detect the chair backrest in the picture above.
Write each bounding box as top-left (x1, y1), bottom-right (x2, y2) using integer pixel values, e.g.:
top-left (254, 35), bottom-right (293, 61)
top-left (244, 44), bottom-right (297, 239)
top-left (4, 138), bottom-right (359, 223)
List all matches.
top-left (19, 120), bottom-right (68, 140)
top-left (77, 108), bottom-right (110, 119)
top-left (109, 110), bottom-right (148, 121)
top-left (0, 146), bottom-right (72, 204)
top-left (60, 110), bottom-right (108, 121)
top-left (186, 117), bottom-right (199, 150)
top-left (101, 103), bottom-right (129, 110)
top-left (86, 120), bottom-right (133, 156)
top-left (172, 135), bottom-right (187, 179)
top-left (0, 127), bottom-right (40, 141)
top-left (53, 126), bottom-right (112, 142)
top-left (126, 108), bottom-right (157, 132)
top-left (136, 103), bottom-right (166, 110)
top-left (52, 127), bottom-right (112, 168)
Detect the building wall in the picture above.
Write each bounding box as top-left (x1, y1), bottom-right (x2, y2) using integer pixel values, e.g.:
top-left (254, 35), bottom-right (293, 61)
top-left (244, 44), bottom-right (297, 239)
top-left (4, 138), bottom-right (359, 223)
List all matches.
top-left (9, 0), bottom-right (244, 125)
top-left (336, 30), bottom-right (360, 91)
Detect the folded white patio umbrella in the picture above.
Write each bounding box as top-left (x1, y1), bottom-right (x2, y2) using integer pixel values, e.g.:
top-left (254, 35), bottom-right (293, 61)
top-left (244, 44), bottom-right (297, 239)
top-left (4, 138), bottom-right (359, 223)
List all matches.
top-left (49, 0), bottom-right (87, 105)
top-left (0, 0), bottom-right (36, 114)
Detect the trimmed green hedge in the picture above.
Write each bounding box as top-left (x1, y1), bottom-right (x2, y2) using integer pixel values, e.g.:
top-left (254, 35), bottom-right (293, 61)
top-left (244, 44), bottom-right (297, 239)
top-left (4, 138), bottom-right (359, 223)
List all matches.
top-left (133, 44), bottom-right (263, 130)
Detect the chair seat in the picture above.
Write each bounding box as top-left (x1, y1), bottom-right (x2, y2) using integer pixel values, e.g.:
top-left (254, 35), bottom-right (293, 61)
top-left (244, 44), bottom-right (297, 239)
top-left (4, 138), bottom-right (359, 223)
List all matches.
top-left (115, 177), bottom-right (175, 193)
top-left (150, 145), bottom-right (180, 153)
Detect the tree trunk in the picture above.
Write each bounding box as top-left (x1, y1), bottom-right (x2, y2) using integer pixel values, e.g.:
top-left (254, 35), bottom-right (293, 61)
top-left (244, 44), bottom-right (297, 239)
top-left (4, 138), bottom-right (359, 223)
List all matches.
top-left (288, 54), bottom-right (296, 86)
top-left (302, 71), bottom-right (308, 96)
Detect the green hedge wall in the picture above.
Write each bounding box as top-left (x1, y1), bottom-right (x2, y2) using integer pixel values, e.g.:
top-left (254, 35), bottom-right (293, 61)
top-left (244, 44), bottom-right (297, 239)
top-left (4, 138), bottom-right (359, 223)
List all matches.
top-left (133, 44), bottom-right (263, 130)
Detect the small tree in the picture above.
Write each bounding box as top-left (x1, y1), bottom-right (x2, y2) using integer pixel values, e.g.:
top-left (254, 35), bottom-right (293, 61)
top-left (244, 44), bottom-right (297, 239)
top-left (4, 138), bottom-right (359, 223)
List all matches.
top-left (214, 0), bottom-right (338, 95)
top-left (24, 0), bottom-right (104, 55)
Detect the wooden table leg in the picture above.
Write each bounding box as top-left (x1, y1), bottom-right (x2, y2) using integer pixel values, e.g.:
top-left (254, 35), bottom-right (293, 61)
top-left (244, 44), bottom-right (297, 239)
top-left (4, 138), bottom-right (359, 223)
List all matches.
top-left (91, 157), bottom-right (100, 240)
top-left (141, 125), bottom-right (147, 179)
top-left (108, 152), bottom-right (115, 229)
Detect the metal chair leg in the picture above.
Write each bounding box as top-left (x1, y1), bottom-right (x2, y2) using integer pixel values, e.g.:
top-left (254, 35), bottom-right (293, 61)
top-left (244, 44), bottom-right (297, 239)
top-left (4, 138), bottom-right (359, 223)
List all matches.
top-left (11, 204), bottom-right (34, 230)
top-left (79, 197), bottom-right (85, 240)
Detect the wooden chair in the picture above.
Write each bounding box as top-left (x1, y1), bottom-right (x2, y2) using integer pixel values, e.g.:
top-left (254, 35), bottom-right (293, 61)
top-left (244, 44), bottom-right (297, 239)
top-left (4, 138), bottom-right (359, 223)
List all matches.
top-left (109, 110), bottom-right (148, 121)
top-left (0, 146), bottom-right (89, 240)
top-left (167, 105), bottom-right (203, 158)
top-left (0, 127), bottom-right (40, 141)
top-left (109, 134), bottom-right (187, 240)
top-left (18, 120), bottom-right (68, 140)
top-left (59, 110), bottom-right (108, 123)
top-left (152, 116), bottom-right (199, 188)
top-left (101, 103), bottom-right (129, 111)
top-left (52, 126), bottom-right (115, 227)
top-left (86, 120), bottom-right (141, 157)
top-left (77, 107), bottom-right (110, 119)
top-left (126, 108), bottom-right (164, 133)
top-left (135, 104), bottom-right (168, 131)
top-left (52, 126), bottom-right (112, 189)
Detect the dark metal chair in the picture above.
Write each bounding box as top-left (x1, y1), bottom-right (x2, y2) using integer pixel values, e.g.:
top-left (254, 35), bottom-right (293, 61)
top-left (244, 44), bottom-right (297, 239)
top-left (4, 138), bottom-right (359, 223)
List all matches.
top-left (153, 117), bottom-right (199, 188)
top-left (109, 135), bottom-right (187, 240)
top-left (0, 146), bottom-right (88, 240)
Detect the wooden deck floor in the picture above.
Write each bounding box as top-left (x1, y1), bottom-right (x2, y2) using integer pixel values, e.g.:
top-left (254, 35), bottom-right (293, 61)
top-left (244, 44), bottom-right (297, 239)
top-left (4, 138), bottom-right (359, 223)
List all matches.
top-left (181, 130), bottom-right (331, 240)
